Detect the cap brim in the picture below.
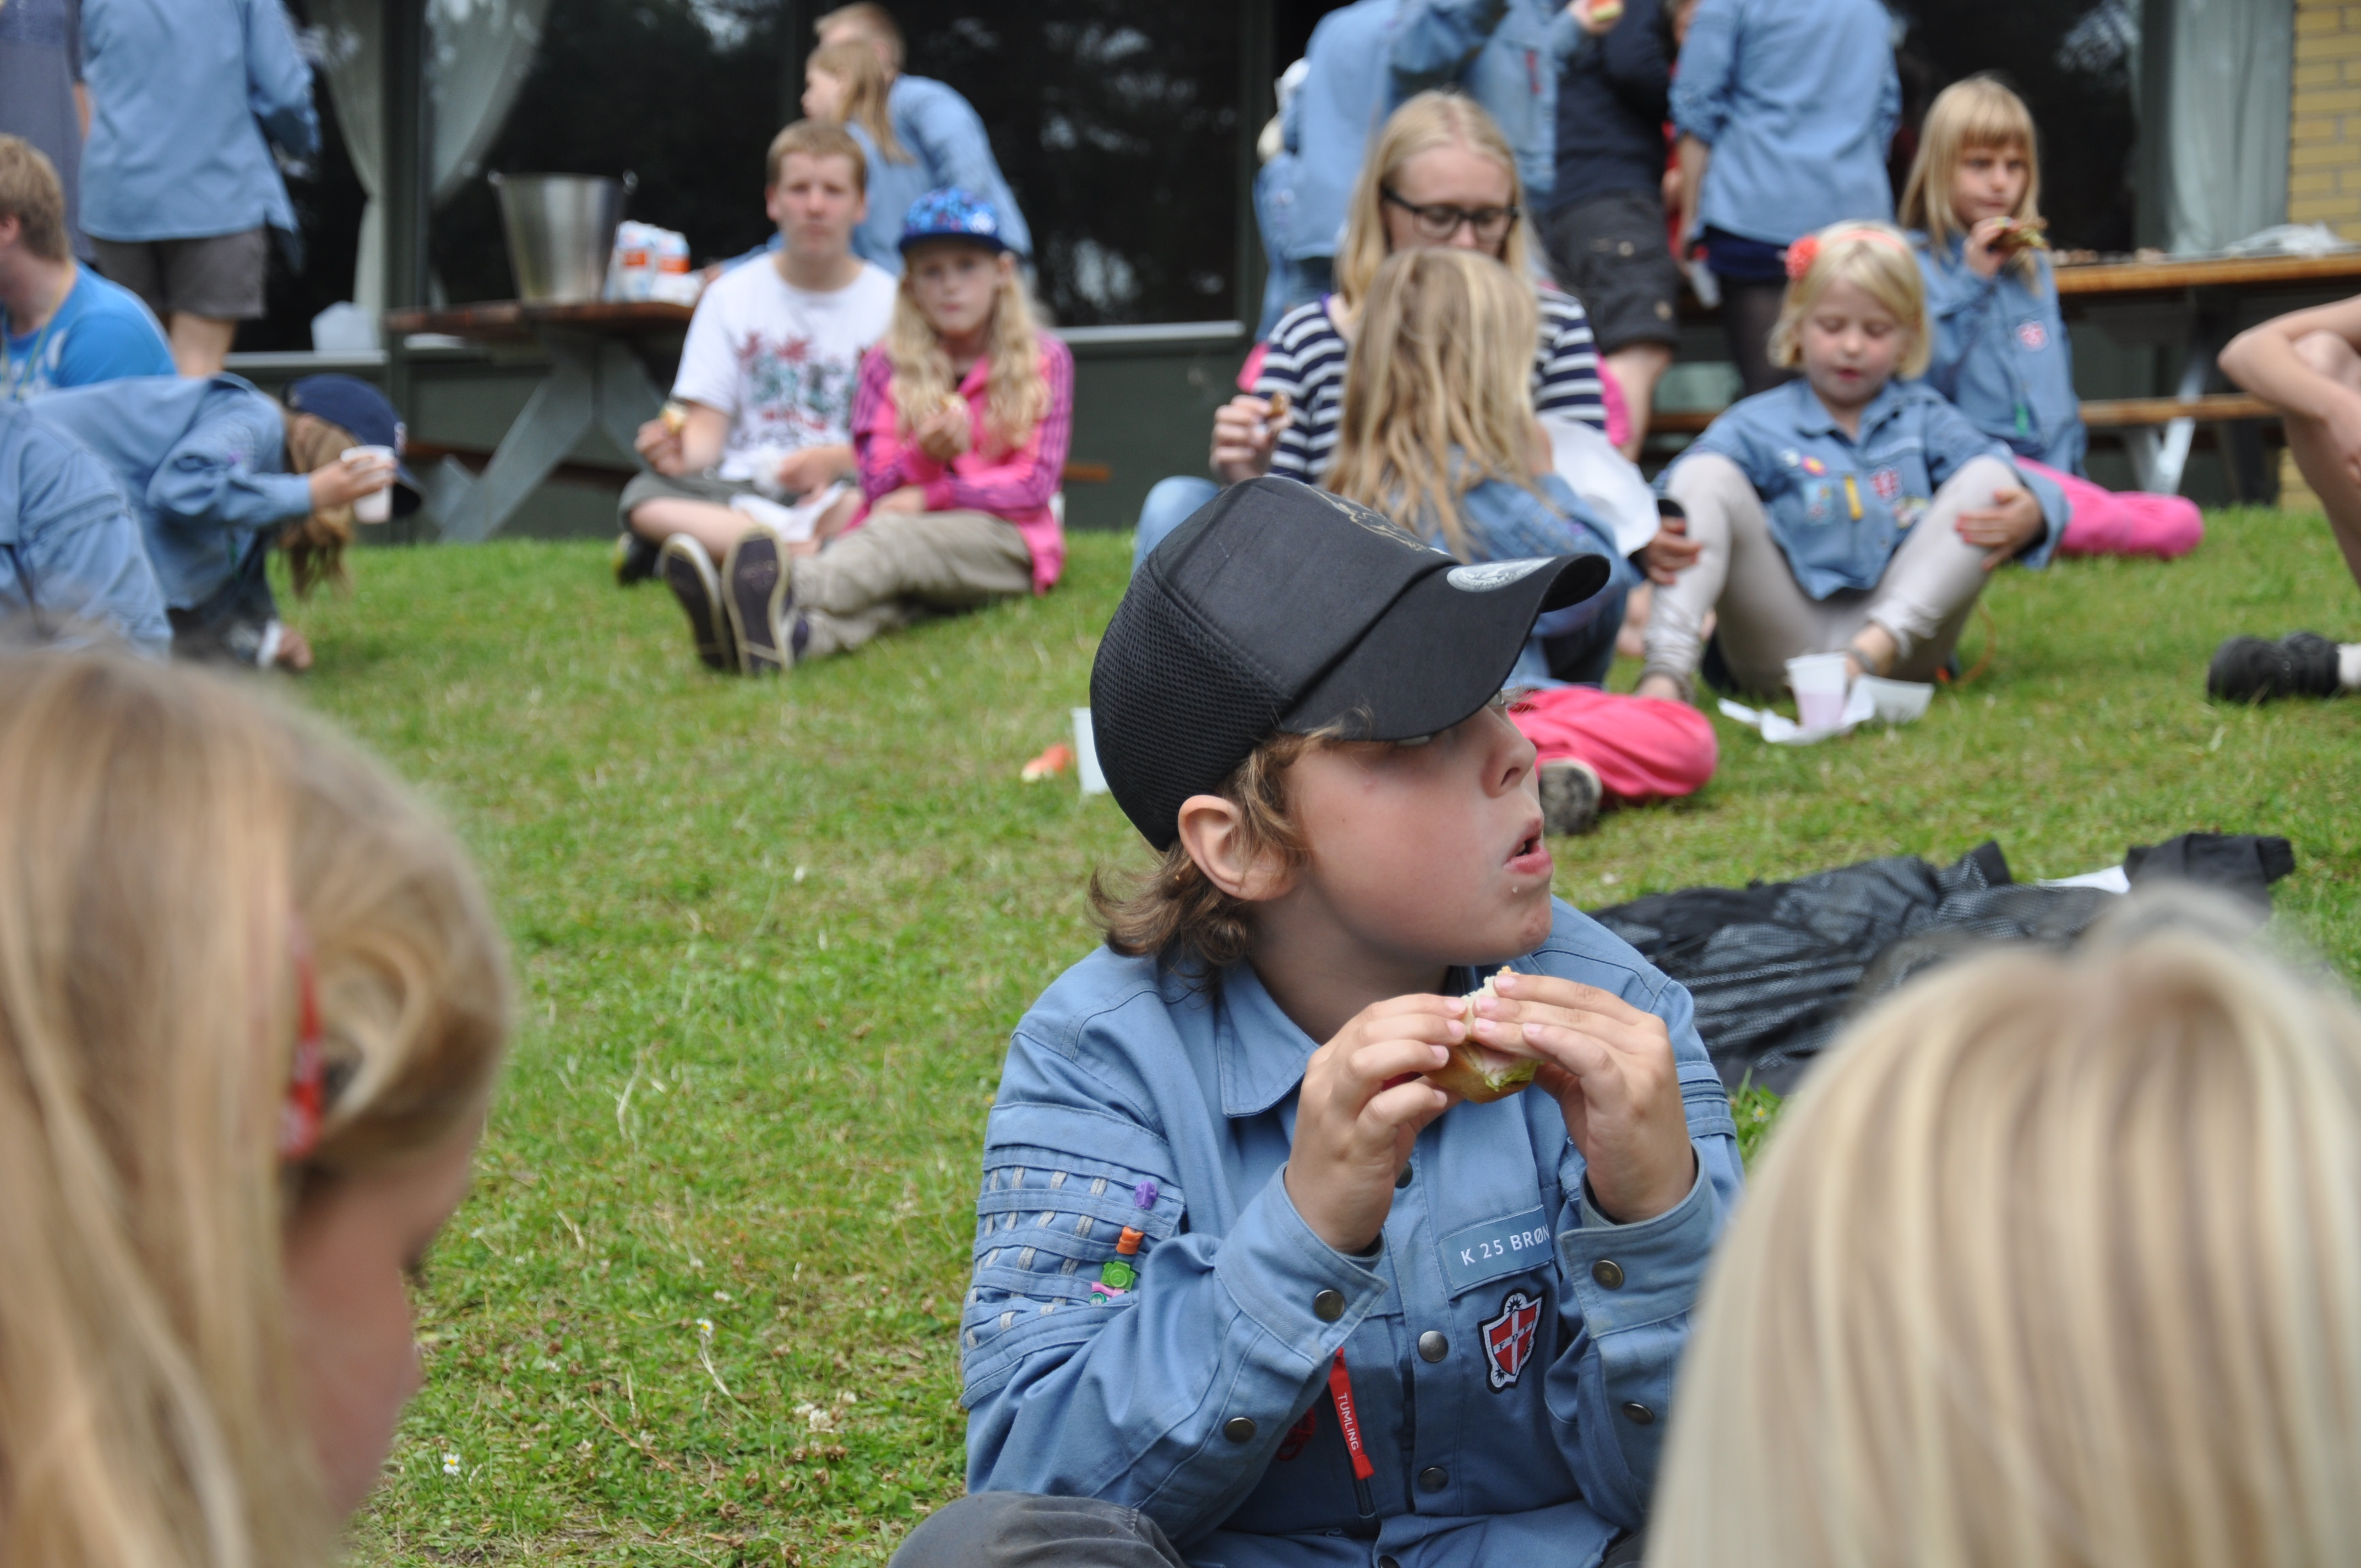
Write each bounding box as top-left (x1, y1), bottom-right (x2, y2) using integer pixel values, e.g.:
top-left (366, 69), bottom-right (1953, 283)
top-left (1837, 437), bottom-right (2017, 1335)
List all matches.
top-left (1280, 553), bottom-right (1612, 741)
top-left (390, 460), bottom-right (424, 518)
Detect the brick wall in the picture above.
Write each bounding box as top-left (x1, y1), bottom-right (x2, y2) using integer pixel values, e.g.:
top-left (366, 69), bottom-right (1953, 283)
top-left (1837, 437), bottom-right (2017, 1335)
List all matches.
top-left (2293, 0), bottom-right (2361, 239)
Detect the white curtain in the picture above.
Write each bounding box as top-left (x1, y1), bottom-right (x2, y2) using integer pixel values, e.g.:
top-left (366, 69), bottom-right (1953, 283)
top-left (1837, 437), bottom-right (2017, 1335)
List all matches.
top-left (312, 0), bottom-right (552, 311)
top-left (2140, 0), bottom-right (2294, 254)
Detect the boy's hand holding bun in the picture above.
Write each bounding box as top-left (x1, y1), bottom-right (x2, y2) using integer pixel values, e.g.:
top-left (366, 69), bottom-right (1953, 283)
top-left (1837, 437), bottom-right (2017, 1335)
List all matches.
top-left (1285, 994), bottom-right (1466, 1254)
top-left (1471, 972), bottom-right (1696, 1223)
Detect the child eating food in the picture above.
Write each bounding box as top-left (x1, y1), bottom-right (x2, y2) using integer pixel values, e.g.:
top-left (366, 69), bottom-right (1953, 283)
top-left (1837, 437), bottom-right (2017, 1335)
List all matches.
top-left (1638, 221), bottom-right (2066, 703)
top-left (893, 478), bottom-right (1742, 1567)
top-left (1898, 75), bottom-right (2200, 560)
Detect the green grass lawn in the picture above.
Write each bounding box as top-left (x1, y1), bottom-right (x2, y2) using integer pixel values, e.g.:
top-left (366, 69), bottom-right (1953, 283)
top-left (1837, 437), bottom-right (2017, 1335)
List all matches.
top-left (289, 508), bottom-right (2358, 1565)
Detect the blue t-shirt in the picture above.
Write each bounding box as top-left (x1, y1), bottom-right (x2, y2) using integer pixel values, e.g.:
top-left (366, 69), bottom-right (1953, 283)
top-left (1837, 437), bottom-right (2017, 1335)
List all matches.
top-left (2, 267), bottom-right (175, 400)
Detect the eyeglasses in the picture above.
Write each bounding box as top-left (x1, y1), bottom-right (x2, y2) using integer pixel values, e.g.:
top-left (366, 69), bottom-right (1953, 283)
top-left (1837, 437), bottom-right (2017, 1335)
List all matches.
top-left (1381, 187), bottom-right (1521, 245)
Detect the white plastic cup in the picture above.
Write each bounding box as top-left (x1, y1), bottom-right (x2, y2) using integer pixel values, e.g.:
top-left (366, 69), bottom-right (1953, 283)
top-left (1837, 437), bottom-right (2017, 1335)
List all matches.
top-left (342, 445), bottom-right (396, 522)
top-left (1786, 652), bottom-right (1851, 733)
top-left (1071, 708), bottom-right (1109, 796)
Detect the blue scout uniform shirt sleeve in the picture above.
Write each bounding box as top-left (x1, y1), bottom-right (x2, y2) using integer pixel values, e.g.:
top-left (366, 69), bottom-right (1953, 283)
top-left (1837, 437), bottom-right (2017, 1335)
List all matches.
top-left (1912, 388), bottom-right (2065, 568)
top-left (242, 0), bottom-right (318, 164)
top-left (148, 393), bottom-right (313, 537)
top-left (891, 78), bottom-right (1032, 258)
top-left (1666, 0), bottom-right (1737, 144)
top-left (1387, 0), bottom-right (1509, 92)
top-left (0, 405), bottom-right (171, 658)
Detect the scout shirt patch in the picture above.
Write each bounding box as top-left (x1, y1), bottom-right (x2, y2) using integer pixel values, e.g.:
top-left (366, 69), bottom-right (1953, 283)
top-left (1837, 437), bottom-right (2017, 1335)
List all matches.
top-left (2016, 320), bottom-right (2049, 351)
top-left (1869, 467), bottom-right (1902, 504)
top-left (1439, 1207), bottom-right (1553, 1294)
top-left (1481, 1288), bottom-right (1545, 1391)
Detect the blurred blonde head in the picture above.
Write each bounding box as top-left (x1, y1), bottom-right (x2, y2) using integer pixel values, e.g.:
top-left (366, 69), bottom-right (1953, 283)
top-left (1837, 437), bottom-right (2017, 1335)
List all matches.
top-left (1900, 74), bottom-right (2044, 280)
top-left (885, 241), bottom-right (1049, 455)
top-left (0, 654), bottom-right (510, 1568)
top-left (806, 40), bottom-right (909, 165)
top-left (1769, 220), bottom-right (1932, 380)
top-left (1325, 247), bottom-right (1541, 559)
top-left (1650, 894), bottom-right (2361, 1568)
top-left (1334, 91), bottom-right (1530, 314)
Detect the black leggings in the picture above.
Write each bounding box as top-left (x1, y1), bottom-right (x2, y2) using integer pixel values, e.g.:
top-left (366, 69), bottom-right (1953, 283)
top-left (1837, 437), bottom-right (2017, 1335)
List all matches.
top-left (1718, 276), bottom-right (1798, 398)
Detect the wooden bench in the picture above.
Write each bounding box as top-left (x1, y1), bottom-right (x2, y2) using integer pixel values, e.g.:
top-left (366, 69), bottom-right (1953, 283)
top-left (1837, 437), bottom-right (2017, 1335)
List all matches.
top-left (1644, 393), bottom-right (2280, 496)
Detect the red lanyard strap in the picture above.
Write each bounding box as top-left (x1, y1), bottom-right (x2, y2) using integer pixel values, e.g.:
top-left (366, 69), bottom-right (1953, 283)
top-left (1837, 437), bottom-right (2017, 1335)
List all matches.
top-left (1327, 1349), bottom-right (1377, 1516)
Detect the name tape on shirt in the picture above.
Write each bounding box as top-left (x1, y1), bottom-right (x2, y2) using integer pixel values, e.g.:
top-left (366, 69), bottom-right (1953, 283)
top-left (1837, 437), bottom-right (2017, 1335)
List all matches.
top-left (1439, 1207), bottom-right (1553, 1294)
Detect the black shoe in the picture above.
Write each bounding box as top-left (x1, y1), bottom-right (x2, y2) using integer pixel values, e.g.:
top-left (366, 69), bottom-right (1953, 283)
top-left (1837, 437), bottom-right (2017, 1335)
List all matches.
top-left (659, 535), bottom-right (736, 671)
top-left (722, 530), bottom-right (795, 676)
top-left (613, 530), bottom-right (661, 587)
top-left (2207, 631), bottom-right (2341, 703)
top-left (1538, 758), bottom-right (1603, 837)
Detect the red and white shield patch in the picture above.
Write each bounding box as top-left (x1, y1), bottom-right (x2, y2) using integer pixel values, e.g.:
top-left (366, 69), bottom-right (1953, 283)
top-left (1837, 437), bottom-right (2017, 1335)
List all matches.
top-left (2016, 319), bottom-right (2049, 351)
top-left (1480, 1288), bottom-right (1543, 1391)
top-left (1869, 466), bottom-right (1902, 503)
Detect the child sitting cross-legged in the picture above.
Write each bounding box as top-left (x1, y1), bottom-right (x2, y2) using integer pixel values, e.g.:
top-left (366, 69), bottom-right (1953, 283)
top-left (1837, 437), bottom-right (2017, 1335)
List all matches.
top-left (1898, 75), bottom-right (2201, 560)
top-left (887, 478), bottom-right (1743, 1568)
top-left (1326, 246), bottom-right (1716, 837)
top-left (1638, 221), bottom-right (2067, 704)
top-left (760, 188), bottom-right (1074, 668)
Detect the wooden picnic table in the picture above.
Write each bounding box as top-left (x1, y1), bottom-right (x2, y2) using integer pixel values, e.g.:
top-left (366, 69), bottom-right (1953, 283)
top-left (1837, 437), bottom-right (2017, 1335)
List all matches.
top-left (2049, 251), bottom-right (2361, 493)
top-left (385, 299), bottom-right (695, 542)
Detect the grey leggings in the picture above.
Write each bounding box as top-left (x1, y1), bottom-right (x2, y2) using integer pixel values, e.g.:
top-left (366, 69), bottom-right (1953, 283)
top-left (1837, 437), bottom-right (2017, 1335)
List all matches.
top-left (1645, 452), bottom-right (2016, 694)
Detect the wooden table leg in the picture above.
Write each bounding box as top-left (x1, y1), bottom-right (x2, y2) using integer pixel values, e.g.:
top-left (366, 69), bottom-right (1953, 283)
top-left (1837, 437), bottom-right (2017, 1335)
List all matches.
top-left (433, 329), bottom-right (602, 543)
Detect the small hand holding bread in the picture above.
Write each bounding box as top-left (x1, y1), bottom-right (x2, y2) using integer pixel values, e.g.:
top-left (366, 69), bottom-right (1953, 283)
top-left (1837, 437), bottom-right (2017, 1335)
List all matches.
top-left (659, 400), bottom-right (689, 435)
top-left (1424, 972), bottom-right (1538, 1104)
top-left (1992, 218), bottom-right (2049, 255)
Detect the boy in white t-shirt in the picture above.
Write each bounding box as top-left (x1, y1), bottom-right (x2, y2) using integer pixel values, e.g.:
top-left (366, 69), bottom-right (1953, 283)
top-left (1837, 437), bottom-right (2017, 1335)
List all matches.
top-left (619, 120), bottom-right (897, 675)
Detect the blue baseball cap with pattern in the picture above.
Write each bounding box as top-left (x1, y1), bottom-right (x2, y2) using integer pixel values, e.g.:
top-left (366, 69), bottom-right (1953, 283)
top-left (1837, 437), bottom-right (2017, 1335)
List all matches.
top-left (898, 187), bottom-right (1009, 255)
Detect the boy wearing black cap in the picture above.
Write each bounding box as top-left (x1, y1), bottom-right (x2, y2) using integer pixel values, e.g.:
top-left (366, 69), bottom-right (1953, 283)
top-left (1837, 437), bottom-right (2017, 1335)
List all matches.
top-left (28, 372), bottom-right (415, 668)
top-left (897, 479), bottom-right (1741, 1568)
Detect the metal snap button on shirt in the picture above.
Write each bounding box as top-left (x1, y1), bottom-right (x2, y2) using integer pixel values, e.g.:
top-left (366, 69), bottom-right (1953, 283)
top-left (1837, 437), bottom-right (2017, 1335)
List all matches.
top-left (1313, 1288), bottom-right (1346, 1322)
top-left (1620, 1401), bottom-right (1656, 1425)
top-left (1223, 1415), bottom-right (1258, 1443)
top-left (1417, 1330), bottom-right (1449, 1363)
top-left (1591, 1259), bottom-right (1626, 1289)
top-left (1418, 1466), bottom-right (1448, 1493)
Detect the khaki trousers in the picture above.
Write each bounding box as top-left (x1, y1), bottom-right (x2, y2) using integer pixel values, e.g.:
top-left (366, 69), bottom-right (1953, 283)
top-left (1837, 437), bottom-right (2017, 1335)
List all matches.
top-left (1647, 452), bottom-right (2015, 694)
top-left (790, 510), bottom-right (1033, 659)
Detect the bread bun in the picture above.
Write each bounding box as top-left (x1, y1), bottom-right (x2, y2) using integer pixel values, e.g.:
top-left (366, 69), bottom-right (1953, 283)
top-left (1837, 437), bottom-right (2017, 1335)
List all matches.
top-left (1992, 219), bottom-right (2049, 254)
top-left (1425, 972), bottom-right (1537, 1104)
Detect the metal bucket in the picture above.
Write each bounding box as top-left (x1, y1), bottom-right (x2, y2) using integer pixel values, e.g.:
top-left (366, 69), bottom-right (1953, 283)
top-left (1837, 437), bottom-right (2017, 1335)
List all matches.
top-left (489, 173), bottom-right (631, 302)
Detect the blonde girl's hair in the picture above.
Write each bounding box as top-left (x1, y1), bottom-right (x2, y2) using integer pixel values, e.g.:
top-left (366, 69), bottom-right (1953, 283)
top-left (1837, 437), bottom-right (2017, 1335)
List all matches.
top-left (885, 243), bottom-right (1050, 454)
top-left (0, 654), bottom-right (510, 1568)
top-left (1325, 248), bottom-right (1541, 559)
top-left (806, 41), bottom-right (909, 165)
top-left (280, 408), bottom-right (358, 600)
top-left (1899, 74), bottom-right (2044, 282)
top-left (1769, 220), bottom-right (1932, 381)
top-left (1648, 893), bottom-right (2361, 1568)
top-left (1333, 91), bottom-right (1531, 316)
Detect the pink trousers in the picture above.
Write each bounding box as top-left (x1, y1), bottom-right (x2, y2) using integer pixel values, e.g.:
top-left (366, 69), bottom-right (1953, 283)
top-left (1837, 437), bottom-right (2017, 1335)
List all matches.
top-left (1510, 686), bottom-right (1718, 803)
top-left (2023, 460), bottom-right (2204, 560)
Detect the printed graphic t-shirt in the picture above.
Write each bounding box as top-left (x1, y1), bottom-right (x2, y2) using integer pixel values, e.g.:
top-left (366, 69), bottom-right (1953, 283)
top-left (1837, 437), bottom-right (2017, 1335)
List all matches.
top-left (670, 255), bottom-right (897, 486)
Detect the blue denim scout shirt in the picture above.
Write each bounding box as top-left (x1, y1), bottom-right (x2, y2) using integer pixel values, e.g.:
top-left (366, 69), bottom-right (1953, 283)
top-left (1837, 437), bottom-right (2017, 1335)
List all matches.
top-left (962, 901), bottom-right (1744, 1568)
top-left (1668, 0), bottom-right (1899, 246)
top-left (1912, 233), bottom-right (2086, 476)
top-left (0, 399), bottom-right (171, 657)
top-left (1390, 0), bottom-right (1585, 206)
top-left (1272, 0), bottom-right (1396, 266)
top-left (1672, 379), bottom-right (2065, 598)
top-left (79, 0), bottom-right (317, 243)
top-left (889, 76), bottom-right (1033, 260)
top-left (29, 375), bottom-right (311, 612)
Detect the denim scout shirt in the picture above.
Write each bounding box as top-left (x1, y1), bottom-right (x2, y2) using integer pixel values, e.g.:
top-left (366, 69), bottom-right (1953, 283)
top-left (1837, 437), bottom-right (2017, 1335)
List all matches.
top-left (1668, 0), bottom-right (1899, 246)
top-left (0, 399), bottom-right (171, 657)
top-left (1390, 0), bottom-right (1585, 206)
top-left (1913, 233), bottom-right (2086, 476)
top-left (1673, 379), bottom-right (2066, 598)
top-left (1434, 473), bottom-right (1639, 687)
top-left (961, 901), bottom-right (1744, 1568)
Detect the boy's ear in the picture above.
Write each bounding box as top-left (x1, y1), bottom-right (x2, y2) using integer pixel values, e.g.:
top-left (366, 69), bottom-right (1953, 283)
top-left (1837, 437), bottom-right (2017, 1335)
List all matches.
top-left (1176, 794), bottom-right (1291, 903)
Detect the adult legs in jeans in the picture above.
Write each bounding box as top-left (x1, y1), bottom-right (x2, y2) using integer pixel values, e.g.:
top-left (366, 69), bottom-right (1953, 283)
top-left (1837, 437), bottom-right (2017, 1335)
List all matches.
top-left (1131, 476), bottom-right (1220, 575)
top-left (886, 1492), bottom-right (1184, 1567)
top-left (1717, 279), bottom-right (1795, 398)
top-left (792, 510), bottom-right (1034, 659)
top-left (1643, 453), bottom-right (2012, 695)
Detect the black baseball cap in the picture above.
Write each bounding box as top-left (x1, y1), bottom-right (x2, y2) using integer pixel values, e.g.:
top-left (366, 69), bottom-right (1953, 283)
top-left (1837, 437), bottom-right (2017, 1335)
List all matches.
top-left (285, 374), bottom-right (423, 516)
top-left (1090, 477), bottom-right (1611, 850)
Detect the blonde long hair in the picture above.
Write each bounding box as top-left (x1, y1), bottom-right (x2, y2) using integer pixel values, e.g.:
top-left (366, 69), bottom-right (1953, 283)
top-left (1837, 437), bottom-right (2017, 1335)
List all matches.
top-left (1650, 895), bottom-right (2361, 1568)
top-left (1769, 220), bottom-right (1933, 381)
top-left (0, 654), bottom-right (510, 1568)
top-left (1898, 75), bottom-right (2046, 283)
top-left (280, 409), bottom-right (358, 599)
top-left (1333, 91), bottom-right (1531, 315)
top-left (1325, 248), bottom-right (1541, 559)
top-left (885, 243), bottom-right (1049, 454)
top-left (807, 41), bottom-right (909, 164)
